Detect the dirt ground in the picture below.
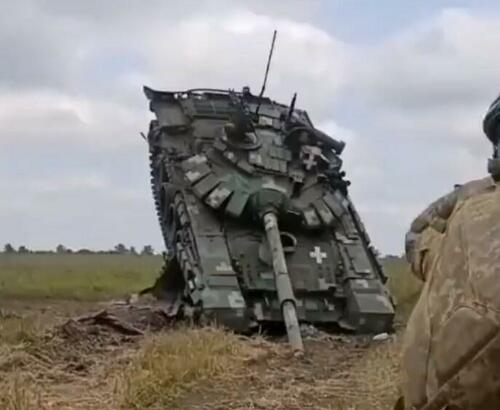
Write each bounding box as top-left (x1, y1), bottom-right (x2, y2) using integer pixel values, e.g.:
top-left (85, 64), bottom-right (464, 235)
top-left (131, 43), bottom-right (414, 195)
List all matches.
top-left (0, 299), bottom-right (402, 410)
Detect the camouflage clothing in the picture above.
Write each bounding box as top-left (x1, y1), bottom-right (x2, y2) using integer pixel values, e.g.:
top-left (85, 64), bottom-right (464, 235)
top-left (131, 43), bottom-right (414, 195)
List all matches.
top-left (401, 176), bottom-right (500, 410)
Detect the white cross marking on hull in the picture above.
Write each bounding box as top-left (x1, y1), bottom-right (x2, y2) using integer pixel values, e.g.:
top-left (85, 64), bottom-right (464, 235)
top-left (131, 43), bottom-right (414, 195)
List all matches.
top-left (310, 246), bottom-right (327, 264)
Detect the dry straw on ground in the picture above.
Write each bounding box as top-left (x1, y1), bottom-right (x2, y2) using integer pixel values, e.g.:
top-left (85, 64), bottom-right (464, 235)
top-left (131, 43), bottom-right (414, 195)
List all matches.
top-left (118, 327), bottom-right (270, 409)
top-left (0, 314), bottom-right (403, 410)
top-left (0, 257), bottom-right (418, 409)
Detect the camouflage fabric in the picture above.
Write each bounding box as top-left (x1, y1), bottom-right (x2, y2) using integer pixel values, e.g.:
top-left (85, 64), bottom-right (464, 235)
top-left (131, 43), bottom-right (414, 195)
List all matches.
top-left (401, 176), bottom-right (500, 410)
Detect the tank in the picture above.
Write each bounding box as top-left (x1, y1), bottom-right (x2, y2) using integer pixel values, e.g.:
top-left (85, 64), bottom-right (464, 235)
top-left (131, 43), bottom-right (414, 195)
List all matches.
top-left (144, 85), bottom-right (394, 350)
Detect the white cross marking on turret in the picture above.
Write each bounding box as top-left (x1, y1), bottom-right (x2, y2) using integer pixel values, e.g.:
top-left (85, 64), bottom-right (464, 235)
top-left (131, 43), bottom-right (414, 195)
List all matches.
top-left (303, 153), bottom-right (317, 170)
top-left (309, 246), bottom-right (327, 264)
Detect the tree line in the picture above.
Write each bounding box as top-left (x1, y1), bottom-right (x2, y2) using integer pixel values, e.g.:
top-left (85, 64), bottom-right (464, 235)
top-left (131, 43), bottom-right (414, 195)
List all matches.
top-left (2, 243), bottom-right (403, 260)
top-left (2, 243), bottom-right (157, 256)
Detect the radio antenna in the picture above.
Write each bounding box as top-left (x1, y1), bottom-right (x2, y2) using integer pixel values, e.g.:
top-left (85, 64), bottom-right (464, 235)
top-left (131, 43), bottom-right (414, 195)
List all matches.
top-left (286, 92), bottom-right (297, 123)
top-left (255, 30), bottom-right (277, 115)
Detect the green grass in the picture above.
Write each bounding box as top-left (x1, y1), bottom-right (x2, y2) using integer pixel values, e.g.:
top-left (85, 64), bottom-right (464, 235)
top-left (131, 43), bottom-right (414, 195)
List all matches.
top-left (0, 253), bottom-right (422, 319)
top-left (0, 254), bottom-right (163, 301)
top-left (382, 257), bottom-right (423, 321)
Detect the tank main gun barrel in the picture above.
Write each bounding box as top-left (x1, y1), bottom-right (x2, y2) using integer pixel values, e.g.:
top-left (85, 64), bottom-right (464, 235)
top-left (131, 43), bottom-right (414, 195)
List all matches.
top-left (263, 212), bottom-right (304, 352)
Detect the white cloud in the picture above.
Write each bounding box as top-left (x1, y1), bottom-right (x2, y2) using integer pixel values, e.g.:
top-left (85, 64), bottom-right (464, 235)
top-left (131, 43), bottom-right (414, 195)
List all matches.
top-left (2, 3), bottom-right (500, 254)
top-left (1, 7), bottom-right (349, 144)
top-left (0, 90), bottom-right (148, 147)
top-left (0, 175), bottom-right (108, 192)
top-left (337, 8), bottom-right (499, 231)
top-left (349, 9), bottom-right (500, 109)
top-left (343, 8), bottom-right (499, 171)
top-left (140, 10), bottom-right (348, 120)
top-left (317, 119), bottom-right (384, 184)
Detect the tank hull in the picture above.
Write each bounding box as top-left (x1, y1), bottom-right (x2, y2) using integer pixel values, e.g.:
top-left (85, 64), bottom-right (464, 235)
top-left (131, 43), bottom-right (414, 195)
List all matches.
top-left (145, 86), bottom-right (394, 335)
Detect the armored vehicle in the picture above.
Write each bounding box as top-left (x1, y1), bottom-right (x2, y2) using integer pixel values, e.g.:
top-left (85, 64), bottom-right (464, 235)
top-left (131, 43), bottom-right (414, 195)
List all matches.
top-left (144, 85), bottom-right (394, 350)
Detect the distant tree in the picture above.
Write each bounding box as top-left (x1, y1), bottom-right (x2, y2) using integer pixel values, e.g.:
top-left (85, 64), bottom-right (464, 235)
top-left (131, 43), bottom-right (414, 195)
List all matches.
top-left (76, 249), bottom-right (92, 254)
top-left (384, 254), bottom-right (401, 260)
top-left (141, 245), bottom-right (154, 256)
top-left (3, 243), bottom-right (15, 253)
top-left (114, 243), bottom-right (128, 254)
top-left (130, 246), bottom-right (138, 255)
top-left (18, 246), bottom-right (29, 254)
top-left (56, 244), bottom-right (68, 254)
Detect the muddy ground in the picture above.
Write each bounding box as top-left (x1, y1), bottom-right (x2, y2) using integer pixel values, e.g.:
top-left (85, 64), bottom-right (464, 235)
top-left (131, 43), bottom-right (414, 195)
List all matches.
top-left (0, 299), bottom-right (402, 410)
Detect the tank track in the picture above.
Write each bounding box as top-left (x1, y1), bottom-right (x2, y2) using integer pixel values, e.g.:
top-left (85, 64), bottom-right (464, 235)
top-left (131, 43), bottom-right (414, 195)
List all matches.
top-left (149, 147), bottom-right (169, 249)
top-left (148, 144), bottom-right (203, 319)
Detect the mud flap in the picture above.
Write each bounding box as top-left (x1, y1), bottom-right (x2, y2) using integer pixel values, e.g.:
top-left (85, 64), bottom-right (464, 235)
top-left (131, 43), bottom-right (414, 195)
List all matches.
top-left (344, 278), bottom-right (394, 334)
top-left (199, 287), bottom-right (250, 332)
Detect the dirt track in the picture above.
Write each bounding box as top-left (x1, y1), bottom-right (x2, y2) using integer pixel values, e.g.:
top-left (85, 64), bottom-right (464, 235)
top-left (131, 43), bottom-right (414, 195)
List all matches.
top-left (173, 335), bottom-right (401, 410)
top-left (0, 300), bottom-right (402, 410)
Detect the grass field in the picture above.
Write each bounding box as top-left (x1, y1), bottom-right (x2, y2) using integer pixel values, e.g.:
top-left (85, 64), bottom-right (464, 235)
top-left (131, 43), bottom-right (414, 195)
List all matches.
top-left (0, 253), bottom-right (422, 409)
top-left (0, 254), bottom-right (163, 300)
top-left (0, 253), bottom-right (419, 304)
top-left (384, 257), bottom-right (422, 321)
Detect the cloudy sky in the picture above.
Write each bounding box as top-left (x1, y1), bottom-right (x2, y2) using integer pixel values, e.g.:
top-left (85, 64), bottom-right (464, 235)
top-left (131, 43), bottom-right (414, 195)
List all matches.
top-left (2, 0), bottom-right (500, 255)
